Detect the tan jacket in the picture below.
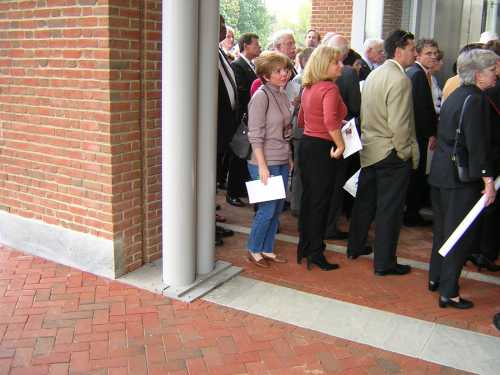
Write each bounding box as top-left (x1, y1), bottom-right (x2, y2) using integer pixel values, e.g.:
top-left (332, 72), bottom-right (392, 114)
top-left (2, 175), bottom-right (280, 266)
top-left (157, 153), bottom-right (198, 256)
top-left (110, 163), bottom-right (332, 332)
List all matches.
top-left (360, 60), bottom-right (420, 169)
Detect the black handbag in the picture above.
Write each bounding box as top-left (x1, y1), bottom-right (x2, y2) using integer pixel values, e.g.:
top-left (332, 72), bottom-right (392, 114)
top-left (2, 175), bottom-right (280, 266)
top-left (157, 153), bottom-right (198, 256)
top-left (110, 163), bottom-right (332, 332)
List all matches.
top-left (229, 113), bottom-right (251, 159)
top-left (451, 95), bottom-right (477, 182)
top-left (229, 87), bottom-right (270, 159)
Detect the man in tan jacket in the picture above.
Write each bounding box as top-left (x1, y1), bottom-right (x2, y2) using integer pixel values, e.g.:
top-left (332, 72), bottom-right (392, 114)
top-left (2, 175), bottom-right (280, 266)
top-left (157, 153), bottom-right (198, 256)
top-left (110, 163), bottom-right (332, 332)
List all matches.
top-left (347, 30), bottom-right (419, 276)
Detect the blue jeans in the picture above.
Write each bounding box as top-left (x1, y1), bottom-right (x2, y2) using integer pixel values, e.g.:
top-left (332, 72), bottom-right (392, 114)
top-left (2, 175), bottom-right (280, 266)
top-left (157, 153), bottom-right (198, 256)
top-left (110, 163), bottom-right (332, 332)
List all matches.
top-left (247, 163), bottom-right (289, 253)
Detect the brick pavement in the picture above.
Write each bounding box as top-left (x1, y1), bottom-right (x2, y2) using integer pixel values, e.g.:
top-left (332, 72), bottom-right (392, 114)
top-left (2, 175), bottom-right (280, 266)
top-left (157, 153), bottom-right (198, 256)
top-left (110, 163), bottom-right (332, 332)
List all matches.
top-left (0, 244), bottom-right (472, 374)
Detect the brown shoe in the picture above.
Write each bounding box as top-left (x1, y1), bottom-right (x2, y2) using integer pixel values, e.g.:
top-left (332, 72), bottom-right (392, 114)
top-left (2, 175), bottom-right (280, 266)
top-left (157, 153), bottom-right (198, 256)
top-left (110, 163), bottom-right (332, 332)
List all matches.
top-left (247, 253), bottom-right (270, 268)
top-left (262, 253), bottom-right (288, 263)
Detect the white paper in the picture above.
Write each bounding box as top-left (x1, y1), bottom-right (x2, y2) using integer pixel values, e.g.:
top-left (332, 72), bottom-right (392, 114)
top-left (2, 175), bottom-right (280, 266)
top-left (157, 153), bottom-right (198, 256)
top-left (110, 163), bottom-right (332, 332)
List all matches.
top-left (425, 148), bottom-right (434, 175)
top-left (341, 119), bottom-right (362, 158)
top-left (245, 175), bottom-right (286, 204)
top-left (343, 169), bottom-right (361, 197)
top-left (439, 177), bottom-right (500, 257)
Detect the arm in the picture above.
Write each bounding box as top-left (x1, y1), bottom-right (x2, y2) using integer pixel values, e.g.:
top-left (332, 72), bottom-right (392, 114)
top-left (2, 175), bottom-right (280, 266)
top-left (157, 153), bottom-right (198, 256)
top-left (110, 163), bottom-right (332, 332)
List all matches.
top-left (323, 85), bottom-right (346, 158)
top-left (248, 90), bottom-right (270, 184)
top-left (387, 79), bottom-right (419, 167)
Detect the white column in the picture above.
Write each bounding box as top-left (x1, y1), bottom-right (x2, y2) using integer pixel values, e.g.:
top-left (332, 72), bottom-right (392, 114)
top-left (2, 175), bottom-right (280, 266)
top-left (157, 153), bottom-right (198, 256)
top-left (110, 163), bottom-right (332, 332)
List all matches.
top-left (196, 0), bottom-right (219, 274)
top-left (162, 0), bottom-right (199, 286)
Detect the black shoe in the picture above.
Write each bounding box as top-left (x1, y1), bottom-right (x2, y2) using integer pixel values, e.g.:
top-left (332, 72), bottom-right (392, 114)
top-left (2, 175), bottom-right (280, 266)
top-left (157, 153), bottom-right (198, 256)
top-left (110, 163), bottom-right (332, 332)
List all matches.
top-left (226, 195), bottom-right (245, 207)
top-left (325, 231), bottom-right (348, 240)
top-left (494, 313), bottom-right (500, 330)
top-left (216, 204), bottom-right (221, 211)
top-left (439, 296), bottom-right (473, 309)
top-left (375, 264), bottom-right (411, 276)
top-left (475, 255), bottom-right (500, 272)
top-left (215, 236), bottom-right (224, 246)
top-left (307, 253), bottom-right (339, 271)
top-left (216, 226), bottom-right (234, 237)
top-left (428, 281), bottom-right (439, 292)
top-left (347, 245), bottom-right (373, 260)
top-left (404, 214), bottom-right (432, 227)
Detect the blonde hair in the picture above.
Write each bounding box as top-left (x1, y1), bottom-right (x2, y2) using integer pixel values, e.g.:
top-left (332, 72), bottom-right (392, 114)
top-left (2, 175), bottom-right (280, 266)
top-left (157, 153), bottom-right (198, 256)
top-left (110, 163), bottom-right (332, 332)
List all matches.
top-left (254, 51), bottom-right (291, 82)
top-left (302, 45), bottom-right (341, 87)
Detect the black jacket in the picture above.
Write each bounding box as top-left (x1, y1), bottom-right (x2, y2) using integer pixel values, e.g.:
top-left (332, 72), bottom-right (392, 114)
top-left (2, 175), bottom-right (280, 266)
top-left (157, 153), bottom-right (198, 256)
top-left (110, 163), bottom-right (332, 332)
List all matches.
top-left (429, 85), bottom-right (493, 188)
top-left (231, 56), bottom-right (257, 119)
top-left (218, 49), bottom-right (239, 153)
top-left (406, 63), bottom-right (438, 141)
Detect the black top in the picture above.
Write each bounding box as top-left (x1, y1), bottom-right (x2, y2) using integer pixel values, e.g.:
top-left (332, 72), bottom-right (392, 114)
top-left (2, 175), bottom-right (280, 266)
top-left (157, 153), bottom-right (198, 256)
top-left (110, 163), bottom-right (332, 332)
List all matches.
top-left (485, 81), bottom-right (500, 175)
top-left (231, 56), bottom-right (257, 120)
top-left (429, 84), bottom-right (493, 188)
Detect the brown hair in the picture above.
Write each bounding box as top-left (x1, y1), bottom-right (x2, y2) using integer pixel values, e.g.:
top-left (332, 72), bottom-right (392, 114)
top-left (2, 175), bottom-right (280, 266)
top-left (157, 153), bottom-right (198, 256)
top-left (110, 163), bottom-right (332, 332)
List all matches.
top-left (254, 51), bottom-right (291, 82)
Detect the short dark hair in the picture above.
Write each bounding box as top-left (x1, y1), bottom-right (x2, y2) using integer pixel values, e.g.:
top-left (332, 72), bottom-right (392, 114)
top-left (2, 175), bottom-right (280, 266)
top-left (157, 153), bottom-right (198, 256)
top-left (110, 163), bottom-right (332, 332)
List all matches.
top-left (416, 38), bottom-right (438, 54)
top-left (238, 32), bottom-right (259, 52)
top-left (384, 30), bottom-right (415, 59)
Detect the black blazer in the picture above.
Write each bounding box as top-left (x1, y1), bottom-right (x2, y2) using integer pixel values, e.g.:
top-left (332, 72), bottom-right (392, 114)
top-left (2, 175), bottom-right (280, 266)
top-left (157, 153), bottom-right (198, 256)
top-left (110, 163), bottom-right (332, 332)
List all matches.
top-left (358, 59), bottom-right (372, 81)
top-left (335, 65), bottom-right (361, 120)
top-left (428, 85), bottom-right (493, 189)
top-left (406, 63), bottom-right (438, 141)
top-left (231, 56), bottom-right (257, 119)
top-left (218, 50), bottom-right (238, 153)
top-left (486, 81), bottom-right (500, 174)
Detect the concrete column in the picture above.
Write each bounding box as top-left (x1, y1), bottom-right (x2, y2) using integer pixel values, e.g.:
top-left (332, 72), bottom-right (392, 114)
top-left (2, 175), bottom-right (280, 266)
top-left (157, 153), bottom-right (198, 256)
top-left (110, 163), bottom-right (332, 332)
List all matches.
top-left (162, 0), bottom-right (199, 286)
top-left (196, 0), bottom-right (219, 275)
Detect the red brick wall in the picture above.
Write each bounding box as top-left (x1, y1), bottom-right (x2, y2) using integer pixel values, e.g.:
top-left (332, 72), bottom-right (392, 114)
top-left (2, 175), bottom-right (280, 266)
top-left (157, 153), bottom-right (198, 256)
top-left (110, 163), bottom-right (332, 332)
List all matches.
top-left (383, 0), bottom-right (403, 38)
top-left (0, 0), bottom-right (163, 274)
top-left (311, 0), bottom-right (353, 40)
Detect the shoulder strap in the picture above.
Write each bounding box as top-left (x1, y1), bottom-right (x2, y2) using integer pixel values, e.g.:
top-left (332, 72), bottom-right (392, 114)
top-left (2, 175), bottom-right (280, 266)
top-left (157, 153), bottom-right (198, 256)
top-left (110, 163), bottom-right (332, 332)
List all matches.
top-left (452, 94), bottom-right (472, 160)
top-left (260, 85), bottom-right (270, 116)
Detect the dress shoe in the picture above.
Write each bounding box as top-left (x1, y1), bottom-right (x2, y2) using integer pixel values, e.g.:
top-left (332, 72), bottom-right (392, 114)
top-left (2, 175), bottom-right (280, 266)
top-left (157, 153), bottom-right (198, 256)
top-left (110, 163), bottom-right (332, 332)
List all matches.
top-left (216, 226), bottom-right (234, 237)
top-left (439, 296), bottom-right (473, 309)
top-left (493, 313), bottom-right (500, 330)
top-left (428, 280), bottom-right (439, 292)
top-left (374, 263), bottom-right (411, 276)
top-left (307, 253), bottom-right (339, 271)
top-left (247, 253), bottom-right (269, 268)
top-left (347, 245), bottom-right (373, 260)
top-left (469, 254), bottom-right (500, 272)
top-left (216, 204), bottom-right (221, 211)
top-left (215, 236), bottom-right (224, 246)
top-left (404, 214), bottom-right (432, 227)
top-left (262, 253), bottom-right (287, 263)
top-left (226, 195), bottom-right (245, 207)
top-left (325, 230), bottom-right (348, 240)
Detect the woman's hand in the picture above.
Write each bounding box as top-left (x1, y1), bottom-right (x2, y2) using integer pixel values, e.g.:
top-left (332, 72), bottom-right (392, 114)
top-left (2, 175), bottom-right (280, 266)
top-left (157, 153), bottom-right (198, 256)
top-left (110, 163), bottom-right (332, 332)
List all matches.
top-left (482, 181), bottom-right (497, 207)
top-left (330, 146), bottom-right (344, 159)
top-left (259, 164), bottom-right (270, 185)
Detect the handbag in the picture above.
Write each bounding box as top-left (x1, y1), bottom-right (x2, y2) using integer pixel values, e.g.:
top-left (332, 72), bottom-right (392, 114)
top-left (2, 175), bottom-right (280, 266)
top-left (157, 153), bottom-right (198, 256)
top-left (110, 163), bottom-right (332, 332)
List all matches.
top-left (451, 95), bottom-right (478, 182)
top-left (229, 113), bottom-right (251, 159)
top-left (229, 88), bottom-right (270, 159)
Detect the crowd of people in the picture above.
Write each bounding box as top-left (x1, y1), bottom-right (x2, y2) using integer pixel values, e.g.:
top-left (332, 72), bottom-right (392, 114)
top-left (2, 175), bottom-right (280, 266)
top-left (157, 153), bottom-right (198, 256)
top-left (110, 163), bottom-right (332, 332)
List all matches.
top-left (216, 14), bottom-right (499, 319)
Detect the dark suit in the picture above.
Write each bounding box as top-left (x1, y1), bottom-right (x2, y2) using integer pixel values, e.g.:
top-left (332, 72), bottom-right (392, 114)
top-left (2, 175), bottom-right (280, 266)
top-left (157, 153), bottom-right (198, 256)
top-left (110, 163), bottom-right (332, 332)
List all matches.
top-left (325, 66), bottom-right (361, 237)
top-left (231, 56), bottom-right (257, 118)
top-left (405, 63), bottom-right (438, 220)
top-left (358, 59), bottom-right (372, 82)
top-left (344, 48), bottom-right (362, 67)
top-left (428, 84), bottom-right (493, 298)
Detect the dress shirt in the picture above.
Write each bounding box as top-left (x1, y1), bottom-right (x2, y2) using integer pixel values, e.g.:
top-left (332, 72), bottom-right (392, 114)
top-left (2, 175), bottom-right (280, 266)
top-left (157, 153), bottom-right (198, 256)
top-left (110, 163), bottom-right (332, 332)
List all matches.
top-left (218, 48), bottom-right (237, 110)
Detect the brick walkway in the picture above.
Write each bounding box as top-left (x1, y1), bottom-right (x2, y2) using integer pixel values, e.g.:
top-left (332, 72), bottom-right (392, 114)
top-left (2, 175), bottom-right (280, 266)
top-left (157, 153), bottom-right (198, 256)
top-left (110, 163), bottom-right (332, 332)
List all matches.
top-left (0, 244), bottom-right (472, 374)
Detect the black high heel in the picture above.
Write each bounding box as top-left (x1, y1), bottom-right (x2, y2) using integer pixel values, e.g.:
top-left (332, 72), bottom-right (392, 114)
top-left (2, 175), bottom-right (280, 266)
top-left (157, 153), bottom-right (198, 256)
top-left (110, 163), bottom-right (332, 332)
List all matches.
top-left (306, 254), bottom-right (339, 271)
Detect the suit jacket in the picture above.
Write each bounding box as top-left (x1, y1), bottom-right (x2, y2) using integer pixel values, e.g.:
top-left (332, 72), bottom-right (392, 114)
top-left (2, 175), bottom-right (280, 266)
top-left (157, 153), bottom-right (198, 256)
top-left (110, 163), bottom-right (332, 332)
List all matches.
top-left (406, 63), bottom-right (438, 142)
top-left (344, 48), bottom-right (362, 67)
top-left (358, 58), bottom-right (372, 81)
top-left (428, 85), bottom-right (493, 189)
top-left (335, 65), bottom-right (361, 120)
top-left (231, 56), bottom-right (257, 119)
top-left (360, 60), bottom-right (419, 169)
top-left (218, 50), bottom-right (238, 153)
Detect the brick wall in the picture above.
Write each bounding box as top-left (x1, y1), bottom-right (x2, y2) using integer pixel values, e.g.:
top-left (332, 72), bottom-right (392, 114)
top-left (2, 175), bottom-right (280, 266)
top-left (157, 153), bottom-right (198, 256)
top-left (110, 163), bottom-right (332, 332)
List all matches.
top-left (0, 0), bottom-right (163, 274)
top-left (311, 0), bottom-right (353, 40)
top-left (383, 0), bottom-right (403, 38)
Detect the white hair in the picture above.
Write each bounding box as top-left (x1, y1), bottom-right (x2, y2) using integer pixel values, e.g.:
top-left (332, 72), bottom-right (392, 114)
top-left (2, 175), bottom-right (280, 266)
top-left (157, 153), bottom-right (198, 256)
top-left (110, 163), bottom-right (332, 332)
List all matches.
top-left (479, 31), bottom-right (498, 44)
top-left (363, 38), bottom-right (384, 52)
top-left (322, 34), bottom-right (349, 56)
top-left (271, 29), bottom-right (294, 50)
top-left (457, 49), bottom-right (498, 85)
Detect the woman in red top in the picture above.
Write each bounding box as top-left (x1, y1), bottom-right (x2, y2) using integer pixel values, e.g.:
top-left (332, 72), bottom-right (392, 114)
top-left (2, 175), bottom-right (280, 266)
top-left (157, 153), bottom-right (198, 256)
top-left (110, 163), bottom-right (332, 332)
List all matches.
top-left (297, 45), bottom-right (347, 270)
